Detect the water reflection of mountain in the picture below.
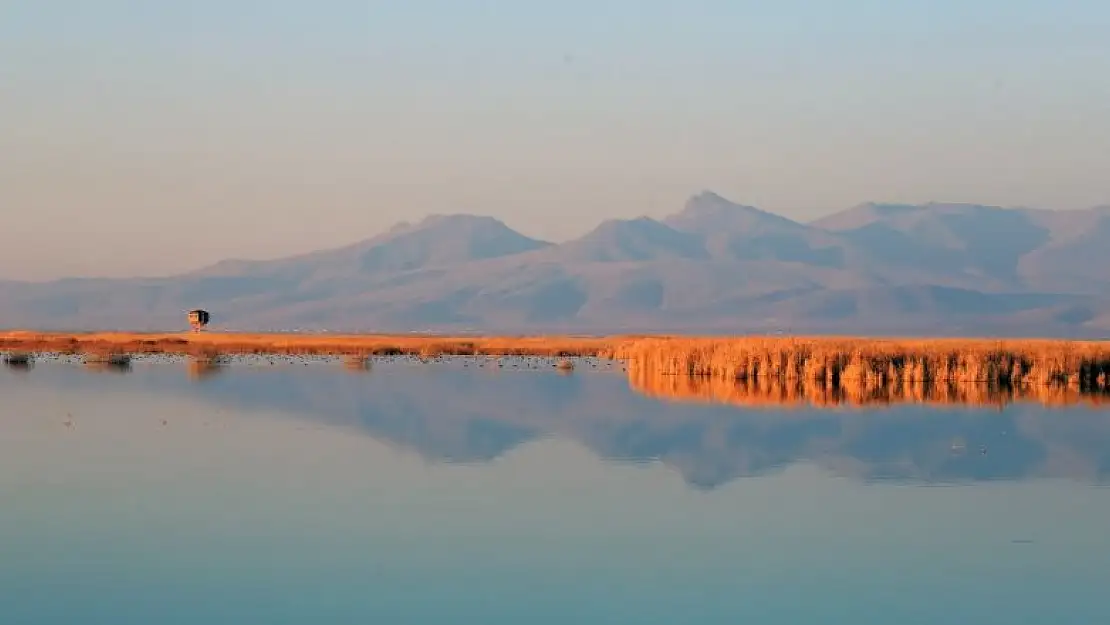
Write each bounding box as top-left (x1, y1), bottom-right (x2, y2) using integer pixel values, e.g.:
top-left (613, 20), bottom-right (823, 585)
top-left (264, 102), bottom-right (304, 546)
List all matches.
top-left (11, 363), bottom-right (1110, 489)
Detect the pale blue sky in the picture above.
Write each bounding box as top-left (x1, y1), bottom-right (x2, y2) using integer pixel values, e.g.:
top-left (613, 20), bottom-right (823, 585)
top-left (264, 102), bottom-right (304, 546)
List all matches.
top-left (2, 1), bottom-right (1108, 280)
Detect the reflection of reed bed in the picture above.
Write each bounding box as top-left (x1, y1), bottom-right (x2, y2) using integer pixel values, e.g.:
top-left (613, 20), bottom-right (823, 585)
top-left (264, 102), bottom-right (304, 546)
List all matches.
top-left (628, 365), bottom-right (1110, 408)
top-left (3, 351), bottom-right (32, 364)
top-left (83, 353), bottom-right (132, 373)
top-left (3, 352), bottom-right (33, 370)
top-left (613, 337), bottom-right (1110, 390)
top-left (81, 348), bottom-right (133, 373)
top-left (343, 355), bottom-right (372, 371)
top-left (83, 351), bottom-right (132, 366)
top-left (555, 359), bottom-right (575, 372)
top-left (186, 359), bottom-right (225, 380)
top-left (187, 346), bottom-right (230, 364)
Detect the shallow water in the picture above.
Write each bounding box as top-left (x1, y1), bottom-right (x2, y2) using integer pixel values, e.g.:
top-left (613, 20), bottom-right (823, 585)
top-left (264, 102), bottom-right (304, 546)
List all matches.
top-left (2, 360), bottom-right (1109, 624)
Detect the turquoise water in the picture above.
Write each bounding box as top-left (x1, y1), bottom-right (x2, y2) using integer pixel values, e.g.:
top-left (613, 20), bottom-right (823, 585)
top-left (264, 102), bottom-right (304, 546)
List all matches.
top-left (2, 359), bottom-right (1109, 624)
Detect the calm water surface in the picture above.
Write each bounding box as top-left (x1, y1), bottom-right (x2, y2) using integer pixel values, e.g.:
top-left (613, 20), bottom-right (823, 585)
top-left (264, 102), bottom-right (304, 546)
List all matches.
top-left (2, 359), bottom-right (1109, 624)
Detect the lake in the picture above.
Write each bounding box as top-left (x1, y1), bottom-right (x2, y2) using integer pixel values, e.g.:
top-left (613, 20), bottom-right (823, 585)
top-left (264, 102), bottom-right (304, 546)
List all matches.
top-left (3, 356), bottom-right (1109, 624)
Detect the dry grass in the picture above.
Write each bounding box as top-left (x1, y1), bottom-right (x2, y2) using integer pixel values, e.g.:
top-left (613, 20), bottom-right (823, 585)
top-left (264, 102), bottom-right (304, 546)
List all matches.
top-left (0, 331), bottom-right (616, 359)
top-left (611, 336), bottom-right (1110, 390)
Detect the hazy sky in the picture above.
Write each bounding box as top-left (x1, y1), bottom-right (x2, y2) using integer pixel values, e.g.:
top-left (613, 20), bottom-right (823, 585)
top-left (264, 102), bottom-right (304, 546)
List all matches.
top-left (3, 1), bottom-right (1109, 280)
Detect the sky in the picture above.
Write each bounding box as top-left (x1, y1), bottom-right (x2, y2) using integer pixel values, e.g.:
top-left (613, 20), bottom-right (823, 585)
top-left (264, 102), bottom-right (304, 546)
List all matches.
top-left (2, 0), bottom-right (1109, 280)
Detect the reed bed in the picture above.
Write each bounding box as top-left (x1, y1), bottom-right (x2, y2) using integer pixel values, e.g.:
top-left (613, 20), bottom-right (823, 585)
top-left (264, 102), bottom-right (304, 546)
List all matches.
top-left (612, 337), bottom-right (1110, 390)
top-left (6, 331), bottom-right (1110, 393)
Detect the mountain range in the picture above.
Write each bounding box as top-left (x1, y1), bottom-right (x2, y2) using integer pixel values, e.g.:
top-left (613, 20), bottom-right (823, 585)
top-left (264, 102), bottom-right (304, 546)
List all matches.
top-left (4, 191), bottom-right (1110, 336)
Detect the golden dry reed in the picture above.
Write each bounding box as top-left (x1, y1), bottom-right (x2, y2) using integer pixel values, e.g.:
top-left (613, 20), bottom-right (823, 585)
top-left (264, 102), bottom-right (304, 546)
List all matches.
top-left (611, 336), bottom-right (1110, 391)
top-left (0, 331), bottom-right (615, 359)
top-left (5, 331), bottom-right (1110, 396)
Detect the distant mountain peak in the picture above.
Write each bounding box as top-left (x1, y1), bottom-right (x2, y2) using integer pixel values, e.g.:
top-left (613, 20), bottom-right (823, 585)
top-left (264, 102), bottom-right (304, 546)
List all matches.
top-left (557, 216), bottom-right (707, 262)
top-left (689, 189), bottom-right (735, 204)
top-left (412, 213), bottom-right (507, 229)
top-left (665, 191), bottom-right (802, 234)
top-left (421, 212), bottom-right (490, 222)
top-left (583, 216), bottom-right (675, 241)
top-left (350, 213), bottom-right (549, 271)
top-left (386, 220), bottom-right (413, 234)
top-left (684, 190), bottom-right (761, 212)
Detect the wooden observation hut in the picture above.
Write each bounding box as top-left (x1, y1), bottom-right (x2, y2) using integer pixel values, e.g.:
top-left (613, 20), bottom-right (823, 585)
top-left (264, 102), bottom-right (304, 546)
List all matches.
top-left (187, 309), bottom-right (211, 332)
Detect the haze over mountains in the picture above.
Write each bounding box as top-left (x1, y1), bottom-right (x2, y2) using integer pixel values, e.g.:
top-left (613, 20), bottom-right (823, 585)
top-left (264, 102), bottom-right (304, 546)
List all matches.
top-left (4, 191), bottom-right (1110, 336)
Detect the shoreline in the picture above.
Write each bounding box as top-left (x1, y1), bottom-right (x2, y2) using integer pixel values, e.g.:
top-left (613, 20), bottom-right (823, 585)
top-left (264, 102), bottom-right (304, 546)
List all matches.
top-left (0, 330), bottom-right (620, 358)
top-left (4, 331), bottom-right (1110, 390)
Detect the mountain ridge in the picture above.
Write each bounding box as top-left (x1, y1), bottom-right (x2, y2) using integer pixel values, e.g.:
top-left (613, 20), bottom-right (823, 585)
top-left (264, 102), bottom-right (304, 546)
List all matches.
top-left (2, 192), bottom-right (1110, 336)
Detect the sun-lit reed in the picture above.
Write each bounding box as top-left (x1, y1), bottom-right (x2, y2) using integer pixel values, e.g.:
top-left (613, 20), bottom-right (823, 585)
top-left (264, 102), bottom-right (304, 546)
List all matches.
top-left (6, 331), bottom-right (1110, 394)
top-left (0, 331), bottom-right (615, 359)
top-left (611, 336), bottom-right (1110, 390)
